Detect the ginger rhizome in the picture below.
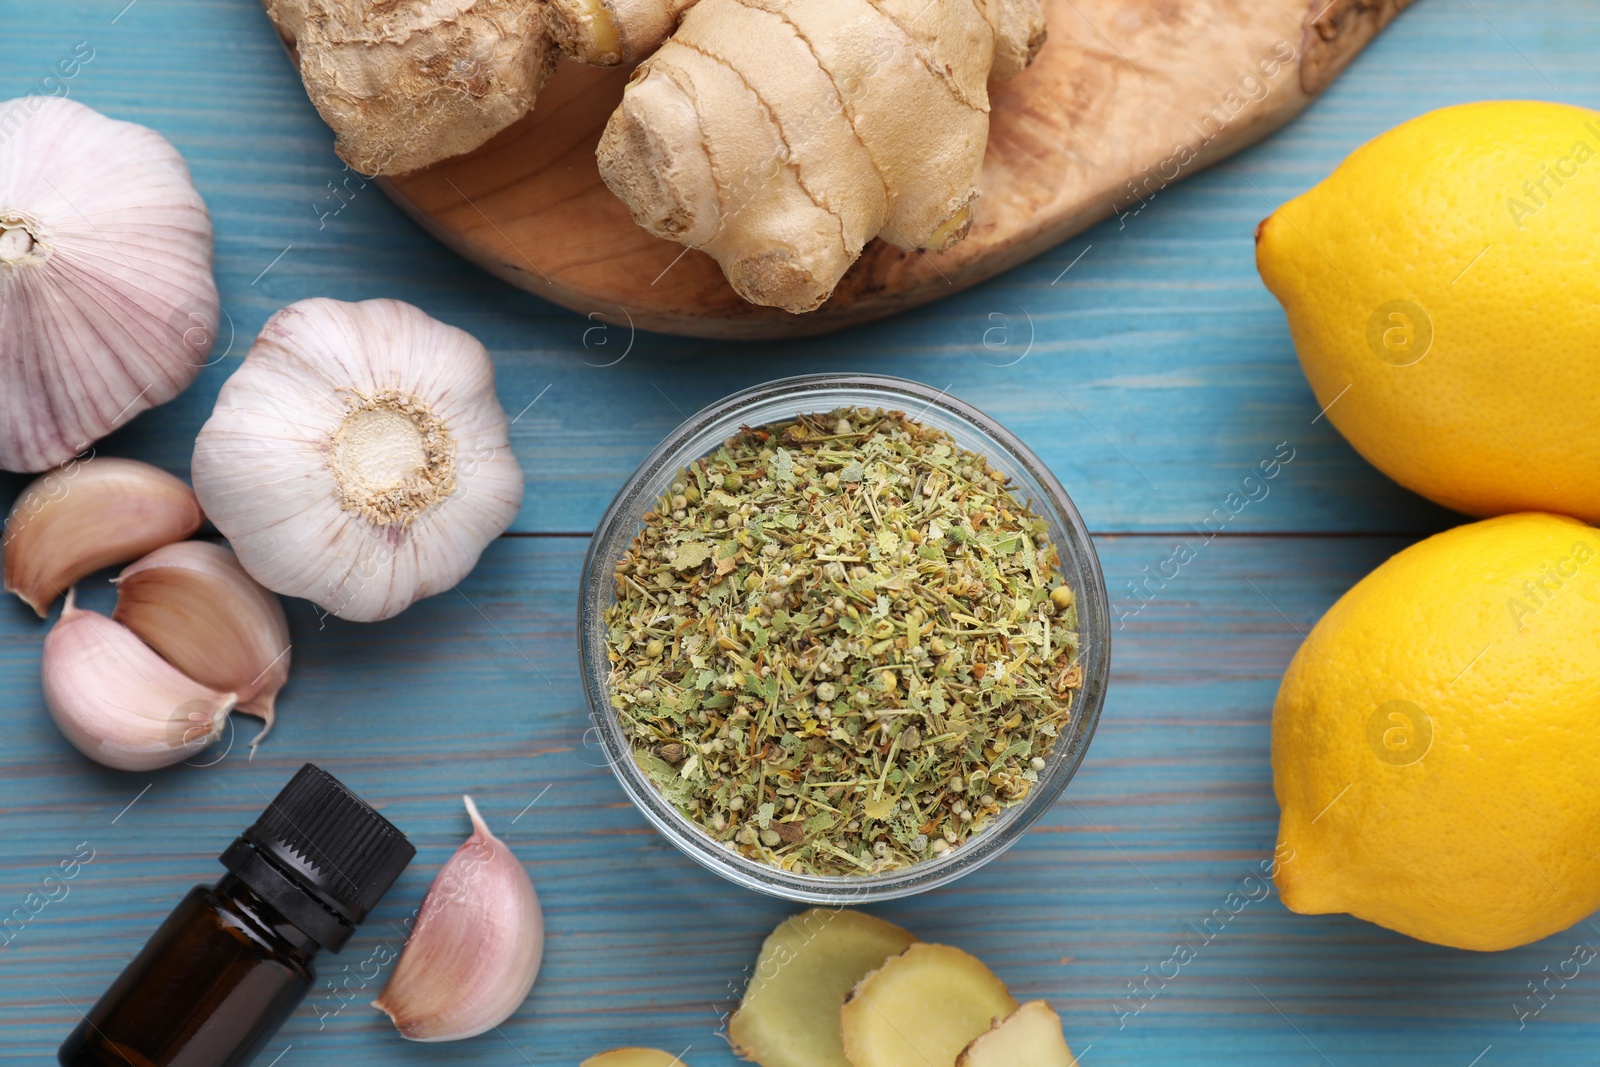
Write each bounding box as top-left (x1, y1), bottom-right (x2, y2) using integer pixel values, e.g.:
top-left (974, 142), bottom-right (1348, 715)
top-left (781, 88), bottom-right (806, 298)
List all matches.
top-left (544, 0), bottom-right (699, 66)
top-left (264, 0), bottom-right (559, 175)
top-left (595, 0), bottom-right (1047, 313)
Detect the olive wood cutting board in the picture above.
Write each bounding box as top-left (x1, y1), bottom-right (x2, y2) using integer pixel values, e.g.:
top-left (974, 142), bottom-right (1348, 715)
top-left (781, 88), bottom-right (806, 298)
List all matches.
top-left (372, 0), bottom-right (1413, 339)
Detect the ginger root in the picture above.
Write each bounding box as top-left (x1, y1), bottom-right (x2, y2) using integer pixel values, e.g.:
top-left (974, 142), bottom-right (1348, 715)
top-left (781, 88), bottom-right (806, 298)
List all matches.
top-left (544, 0), bottom-right (698, 65)
top-left (989, 0), bottom-right (1049, 80)
top-left (263, 0), bottom-right (559, 176)
top-left (595, 0), bottom-right (1047, 314)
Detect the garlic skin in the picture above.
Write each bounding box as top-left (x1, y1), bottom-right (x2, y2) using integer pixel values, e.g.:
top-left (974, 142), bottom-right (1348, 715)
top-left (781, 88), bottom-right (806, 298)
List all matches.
top-left (191, 299), bottom-right (523, 623)
top-left (0, 97), bottom-right (218, 473)
top-left (374, 796), bottom-right (543, 1041)
top-left (43, 589), bottom-right (236, 771)
top-left (3, 457), bottom-right (204, 617)
top-left (113, 541), bottom-right (290, 749)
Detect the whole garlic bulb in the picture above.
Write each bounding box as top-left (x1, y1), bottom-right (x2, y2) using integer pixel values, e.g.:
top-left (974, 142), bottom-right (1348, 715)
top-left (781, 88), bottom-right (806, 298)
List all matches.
top-left (191, 298), bottom-right (523, 622)
top-left (0, 97), bottom-right (218, 473)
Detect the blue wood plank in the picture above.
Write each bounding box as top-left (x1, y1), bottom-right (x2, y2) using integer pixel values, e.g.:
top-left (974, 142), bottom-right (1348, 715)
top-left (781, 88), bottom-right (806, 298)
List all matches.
top-left (2, 1), bottom-right (1598, 1065)
top-left (2, 537), bottom-right (1598, 1065)
top-left (3, 0), bottom-right (1595, 536)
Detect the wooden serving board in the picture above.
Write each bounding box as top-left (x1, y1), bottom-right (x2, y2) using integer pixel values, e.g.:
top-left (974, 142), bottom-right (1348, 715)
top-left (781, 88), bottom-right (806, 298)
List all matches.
top-left (382, 0), bottom-right (1413, 338)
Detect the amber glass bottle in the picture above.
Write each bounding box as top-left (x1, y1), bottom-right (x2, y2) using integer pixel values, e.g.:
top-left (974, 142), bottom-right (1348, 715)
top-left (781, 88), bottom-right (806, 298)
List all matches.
top-left (59, 764), bottom-right (414, 1067)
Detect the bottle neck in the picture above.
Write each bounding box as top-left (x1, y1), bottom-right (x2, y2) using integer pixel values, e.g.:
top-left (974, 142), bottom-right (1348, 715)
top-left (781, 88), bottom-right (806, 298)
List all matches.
top-left (218, 837), bottom-right (356, 952)
top-left (212, 874), bottom-right (322, 961)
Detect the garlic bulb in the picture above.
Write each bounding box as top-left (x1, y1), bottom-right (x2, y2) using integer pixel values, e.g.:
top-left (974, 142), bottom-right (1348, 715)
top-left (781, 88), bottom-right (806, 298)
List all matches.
top-left (43, 589), bottom-right (236, 771)
top-left (191, 299), bottom-right (523, 622)
top-left (113, 541), bottom-right (290, 749)
top-left (0, 97), bottom-right (218, 473)
top-left (374, 796), bottom-right (543, 1041)
top-left (4, 457), bottom-right (203, 616)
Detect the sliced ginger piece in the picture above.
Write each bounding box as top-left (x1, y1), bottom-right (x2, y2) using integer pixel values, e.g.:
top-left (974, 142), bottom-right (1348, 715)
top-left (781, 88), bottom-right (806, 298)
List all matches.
top-left (957, 1001), bottom-right (1078, 1067)
top-left (581, 1050), bottom-right (694, 1067)
top-left (729, 909), bottom-right (916, 1067)
top-left (840, 943), bottom-right (1019, 1067)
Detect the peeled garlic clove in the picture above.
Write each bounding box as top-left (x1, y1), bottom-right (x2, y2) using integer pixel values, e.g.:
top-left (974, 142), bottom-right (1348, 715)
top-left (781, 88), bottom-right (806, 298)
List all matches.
top-left (4, 458), bottom-right (204, 617)
top-left (0, 97), bottom-right (219, 473)
top-left (192, 298), bottom-right (524, 622)
top-left (374, 796), bottom-right (543, 1041)
top-left (113, 541), bottom-right (290, 749)
top-left (43, 588), bottom-right (236, 771)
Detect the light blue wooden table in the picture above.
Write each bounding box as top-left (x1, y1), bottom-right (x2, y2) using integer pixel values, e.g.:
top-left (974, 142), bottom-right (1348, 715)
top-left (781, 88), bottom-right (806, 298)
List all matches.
top-left (1, 2), bottom-right (1595, 1064)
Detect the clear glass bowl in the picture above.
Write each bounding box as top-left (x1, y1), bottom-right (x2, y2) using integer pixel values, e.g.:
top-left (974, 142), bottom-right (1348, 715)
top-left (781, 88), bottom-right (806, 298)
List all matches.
top-left (579, 375), bottom-right (1109, 903)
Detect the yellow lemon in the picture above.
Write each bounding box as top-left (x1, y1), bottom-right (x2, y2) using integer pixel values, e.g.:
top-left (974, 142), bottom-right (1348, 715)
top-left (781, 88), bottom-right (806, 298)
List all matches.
top-left (1257, 101), bottom-right (1600, 522)
top-left (1272, 513), bottom-right (1600, 951)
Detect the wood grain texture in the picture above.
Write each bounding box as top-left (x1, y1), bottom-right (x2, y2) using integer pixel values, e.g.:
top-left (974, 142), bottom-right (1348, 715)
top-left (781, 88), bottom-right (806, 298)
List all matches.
top-left (4, 538), bottom-right (1600, 1065)
top-left (380, 0), bottom-right (1405, 339)
top-left (2, 1), bottom-right (1599, 1064)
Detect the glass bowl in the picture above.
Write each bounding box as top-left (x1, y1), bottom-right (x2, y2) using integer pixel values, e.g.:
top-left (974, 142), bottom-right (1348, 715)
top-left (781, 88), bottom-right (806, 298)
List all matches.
top-left (579, 374), bottom-right (1109, 903)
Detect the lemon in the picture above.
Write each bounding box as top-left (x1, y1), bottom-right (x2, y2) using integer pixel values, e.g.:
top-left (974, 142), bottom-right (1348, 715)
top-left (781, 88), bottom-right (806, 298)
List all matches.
top-left (1272, 513), bottom-right (1600, 951)
top-left (1257, 101), bottom-right (1600, 522)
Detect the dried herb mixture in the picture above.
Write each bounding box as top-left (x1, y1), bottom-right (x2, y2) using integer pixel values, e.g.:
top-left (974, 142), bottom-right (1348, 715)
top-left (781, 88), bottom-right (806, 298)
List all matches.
top-left (604, 407), bottom-right (1083, 876)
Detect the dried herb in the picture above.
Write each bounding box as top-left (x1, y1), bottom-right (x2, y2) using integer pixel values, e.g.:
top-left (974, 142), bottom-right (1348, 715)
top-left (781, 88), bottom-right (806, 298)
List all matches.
top-left (604, 407), bottom-right (1082, 876)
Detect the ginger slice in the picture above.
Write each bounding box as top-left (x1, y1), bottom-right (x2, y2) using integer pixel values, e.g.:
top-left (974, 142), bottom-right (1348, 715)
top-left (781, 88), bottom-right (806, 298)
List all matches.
top-left (956, 1001), bottom-right (1078, 1067)
top-left (729, 909), bottom-right (916, 1067)
top-left (840, 943), bottom-right (1019, 1067)
top-left (582, 1050), bottom-right (694, 1067)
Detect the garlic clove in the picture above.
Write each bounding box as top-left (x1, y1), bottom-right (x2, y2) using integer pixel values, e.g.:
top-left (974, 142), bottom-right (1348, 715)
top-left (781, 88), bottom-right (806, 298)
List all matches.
top-left (4, 457), bottom-right (204, 617)
top-left (43, 588), bottom-right (236, 772)
top-left (374, 796), bottom-right (543, 1041)
top-left (192, 298), bottom-right (524, 623)
top-left (112, 541), bottom-right (290, 751)
top-left (0, 97), bottom-right (219, 473)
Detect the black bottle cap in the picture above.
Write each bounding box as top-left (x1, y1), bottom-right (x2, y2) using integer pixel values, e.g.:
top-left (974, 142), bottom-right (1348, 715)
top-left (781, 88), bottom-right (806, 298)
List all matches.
top-left (220, 764), bottom-right (414, 952)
